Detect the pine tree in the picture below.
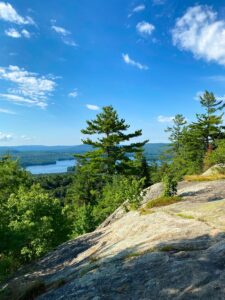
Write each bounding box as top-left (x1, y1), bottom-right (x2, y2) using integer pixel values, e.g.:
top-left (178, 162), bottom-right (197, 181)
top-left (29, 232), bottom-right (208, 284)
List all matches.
top-left (77, 105), bottom-right (148, 175)
top-left (165, 114), bottom-right (187, 155)
top-left (193, 91), bottom-right (225, 151)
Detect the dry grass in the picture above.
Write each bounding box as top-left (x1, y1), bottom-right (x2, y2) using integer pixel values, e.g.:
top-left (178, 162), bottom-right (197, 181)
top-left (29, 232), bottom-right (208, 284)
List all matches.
top-left (140, 196), bottom-right (182, 215)
top-left (146, 196), bottom-right (182, 209)
top-left (184, 174), bottom-right (225, 182)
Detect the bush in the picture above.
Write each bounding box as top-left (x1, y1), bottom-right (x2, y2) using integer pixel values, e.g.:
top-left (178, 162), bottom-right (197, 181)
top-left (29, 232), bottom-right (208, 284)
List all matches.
top-left (162, 173), bottom-right (178, 197)
top-left (68, 204), bottom-right (95, 237)
top-left (93, 175), bottom-right (145, 225)
top-left (7, 184), bottom-right (70, 262)
top-left (204, 140), bottom-right (225, 168)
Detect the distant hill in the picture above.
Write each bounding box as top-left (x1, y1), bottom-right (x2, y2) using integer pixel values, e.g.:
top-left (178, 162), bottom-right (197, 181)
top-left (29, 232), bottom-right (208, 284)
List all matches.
top-left (0, 143), bottom-right (169, 167)
top-left (0, 144), bottom-right (92, 153)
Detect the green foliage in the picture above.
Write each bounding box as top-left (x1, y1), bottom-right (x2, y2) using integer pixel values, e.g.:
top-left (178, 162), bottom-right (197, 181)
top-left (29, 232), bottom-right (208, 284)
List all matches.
top-left (145, 196), bottom-right (181, 209)
top-left (0, 157), bottom-right (71, 281)
top-left (7, 184), bottom-right (70, 262)
top-left (163, 91), bottom-right (225, 177)
top-left (196, 91), bottom-right (225, 151)
top-left (93, 176), bottom-right (145, 225)
top-left (68, 204), bottom-right (95, 237)
top-left (66, 160), bottom-right (106, 207)
top-left (66, 106), bottom-right (150, 237)
top-left (166, 114), bottom-right (187, 154)
top-left (204, 139), bottom-right (225, 167)
top-left (0, 255), bottom-right (19, 283)
top-left (77, 105), bottom-right (148, 175)
top-left (34, 173), bottom-right (73, 204)
top-left (162, 173), bottom-right (178, 197)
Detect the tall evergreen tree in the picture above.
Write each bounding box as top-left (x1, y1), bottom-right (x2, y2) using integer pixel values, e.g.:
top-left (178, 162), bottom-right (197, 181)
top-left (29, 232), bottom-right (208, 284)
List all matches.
top-left (193, 91), bottom-right (225, 151)
top-left (165, 114), bottom-right (187, 155)
top-left (77, 105), bottom-right (148, 175)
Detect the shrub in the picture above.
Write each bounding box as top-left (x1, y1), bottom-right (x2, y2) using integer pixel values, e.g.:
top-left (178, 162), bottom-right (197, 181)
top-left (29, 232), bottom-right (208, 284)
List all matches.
top-left (162, 173), bottom-right (178, 197)
top-left (204, 140), bottom-right (225, 167)
top-left (93, 175), bottom-right (144, 225)
top-left (7, 184), bottom-right (70, 262)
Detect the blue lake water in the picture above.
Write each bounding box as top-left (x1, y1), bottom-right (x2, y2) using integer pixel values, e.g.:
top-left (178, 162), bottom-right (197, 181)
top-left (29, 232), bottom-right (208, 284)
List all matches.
top-left (26, 159), bottom-right (76, 175)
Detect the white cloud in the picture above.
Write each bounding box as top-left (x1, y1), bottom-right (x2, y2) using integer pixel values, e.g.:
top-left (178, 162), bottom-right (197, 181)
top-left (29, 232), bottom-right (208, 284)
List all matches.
top-left (136, 21), bottom-right (155, 36)
top-left (62, 38), bottom-right (77, 47)
top-left (133, 4), bottom-right (145, 13)
top-left (51, 25), bottom-right (70, 36)
top-left (172, 5), bottom-right (225, 66)
top-left (5, 28), bottom-right (20, 38)
top-left (21, 134), bottom-right (32, 141)
top-left (0, 2), bottom-right (35, 25)
top-left (51, 25), bottom-right (77, 47)
top-left (0, 131), bottom-right (12, 141)
top-left (0, 107), bottom-right (16, 114)
top-left (157, 115), bottom-right (174, 123)
top-left (122, 53), bottom-right (148, 70)
top-left (5, 27), bottom-right (31, 38)
top-left (69, 89), bottom-right (78, 98)
top-left (0, 94), bottom-right (46, 108)
top-left (0, 65), bottom-right (56, 108)
top-left (21, 29), bottom-right (31, 38)
top-left (128, 4), bottom-right (145, 18)
top-left (86, 104), bottom-right (100, 111)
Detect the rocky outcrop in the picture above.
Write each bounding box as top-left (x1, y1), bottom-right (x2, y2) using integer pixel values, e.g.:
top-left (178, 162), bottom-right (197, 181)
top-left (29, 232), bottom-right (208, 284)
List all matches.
top-left (2, 180), bottom-right (225, 299)
top-left (202, 164), bottom-right (225, 176)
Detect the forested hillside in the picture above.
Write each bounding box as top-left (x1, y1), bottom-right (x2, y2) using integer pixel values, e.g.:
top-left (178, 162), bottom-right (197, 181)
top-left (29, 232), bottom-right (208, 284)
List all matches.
top-left (0, 143), bottom-right (168, 167)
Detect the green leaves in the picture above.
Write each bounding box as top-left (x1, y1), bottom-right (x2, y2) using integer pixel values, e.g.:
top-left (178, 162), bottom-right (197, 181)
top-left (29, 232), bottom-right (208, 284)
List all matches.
top-left (7, 184), bottom-right (69, 262)
top-left (0, 157), bottom-right (70, 276)
top-left (165, 91), bottom-right (225, 177)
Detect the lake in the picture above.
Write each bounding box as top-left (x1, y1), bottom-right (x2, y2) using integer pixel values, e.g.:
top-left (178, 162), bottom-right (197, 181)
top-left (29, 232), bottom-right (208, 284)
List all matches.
top-left (26, 159), bottom-right (76, 175)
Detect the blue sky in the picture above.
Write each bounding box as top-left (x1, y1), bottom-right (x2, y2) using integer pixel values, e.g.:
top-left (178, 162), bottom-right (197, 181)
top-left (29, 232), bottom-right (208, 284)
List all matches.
top-left (0, 0), bottom-right (225, 145)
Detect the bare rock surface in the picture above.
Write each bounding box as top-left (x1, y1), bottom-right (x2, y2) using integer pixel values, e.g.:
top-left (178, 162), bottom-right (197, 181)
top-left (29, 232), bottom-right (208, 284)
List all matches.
top-left (202, 164), bottom-right (225, 176)
top-left (1, 180), bottom-right (225, 299)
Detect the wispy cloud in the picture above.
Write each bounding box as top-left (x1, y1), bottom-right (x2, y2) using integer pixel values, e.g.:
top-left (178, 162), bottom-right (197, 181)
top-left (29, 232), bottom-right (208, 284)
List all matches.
top-left (51, 25), bottom-right (70, 36)
top-left (136, 21), bottom-right (155, 36)
top-left (0, 107), bottom-right (16, 114)
top-left (21, 29), bottom-right (30, 38)
top-left (51, 24), bottom-right (77, 47)
top-left (21, 134), bottom-right (32, 141)
top-left (172, 5), bottom-right (225, 66)
top-left (5, 27), bottom-right (31, 38)
top-left (0, 94), bottom-right (47, 109)
top-left (86, 104), bottom-right (100, 111)
top-left (122, 53), bottom-right (148, 70)
top-left (0, 131), bottom-right (12, 141)
top-left (0, 2), bottom-right (35, 25)
top-left (68, 89), bottom-right (78, 98)
top-left (128, 4), bottom-right (145, 18)
top-left (157, 115), bottom-right (174, 123)
top-left (133, 4), bottom-right (145, 13)
top-left (0, 65), bottom-right (56, 108)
